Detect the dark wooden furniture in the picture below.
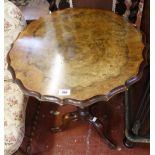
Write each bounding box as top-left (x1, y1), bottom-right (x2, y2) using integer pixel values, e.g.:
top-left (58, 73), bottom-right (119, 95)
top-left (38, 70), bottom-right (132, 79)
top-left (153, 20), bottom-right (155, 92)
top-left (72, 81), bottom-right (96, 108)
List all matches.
top-left (124, 0), bottom-right (150, 147)
top-left (47, 0), bottom-right (57, 12)
top-left (71, 0), bottom-right (113, 10)
top-left (8, 8), bottom-right (146, 149)
top-left (47, 0), bottom-right (142, 26)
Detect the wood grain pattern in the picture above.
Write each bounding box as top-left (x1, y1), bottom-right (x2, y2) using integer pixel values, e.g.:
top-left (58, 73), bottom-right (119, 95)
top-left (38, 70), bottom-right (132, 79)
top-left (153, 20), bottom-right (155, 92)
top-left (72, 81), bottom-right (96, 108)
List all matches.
top-left (8, 8), bottom-right (145, 106)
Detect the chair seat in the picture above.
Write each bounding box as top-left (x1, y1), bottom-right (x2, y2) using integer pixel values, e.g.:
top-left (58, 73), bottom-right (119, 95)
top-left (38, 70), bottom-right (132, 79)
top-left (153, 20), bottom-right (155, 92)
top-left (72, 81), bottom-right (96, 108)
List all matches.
top-left (4, 81), bottom-right (28, 155)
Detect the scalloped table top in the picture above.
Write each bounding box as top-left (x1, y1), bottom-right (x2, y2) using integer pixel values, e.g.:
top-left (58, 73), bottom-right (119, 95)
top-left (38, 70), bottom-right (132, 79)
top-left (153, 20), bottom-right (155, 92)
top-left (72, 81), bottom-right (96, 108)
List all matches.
top-left (8, 8), bottom-right (145, 105)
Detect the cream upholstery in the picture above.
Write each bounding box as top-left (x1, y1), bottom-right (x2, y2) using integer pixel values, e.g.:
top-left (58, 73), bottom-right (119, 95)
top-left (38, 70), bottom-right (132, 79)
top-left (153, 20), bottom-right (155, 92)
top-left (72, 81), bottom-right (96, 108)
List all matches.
top-left (4, 1), bottom-right (28, 155)
top-left (4, 82), bottom-right (28, 155)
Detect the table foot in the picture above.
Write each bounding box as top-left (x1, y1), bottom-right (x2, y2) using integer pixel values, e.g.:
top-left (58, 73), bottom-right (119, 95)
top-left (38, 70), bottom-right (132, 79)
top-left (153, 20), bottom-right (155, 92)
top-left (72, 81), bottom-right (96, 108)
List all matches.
top-left (51, 106), bottom-right (116, 149)
top-left (87, 114), bottom-right (116, 149)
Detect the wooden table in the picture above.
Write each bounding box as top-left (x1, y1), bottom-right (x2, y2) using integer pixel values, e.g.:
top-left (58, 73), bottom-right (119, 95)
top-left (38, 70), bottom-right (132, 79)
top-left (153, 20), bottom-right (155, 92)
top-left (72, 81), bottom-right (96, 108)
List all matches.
top-left (8, 8), bottom-right (146, 149)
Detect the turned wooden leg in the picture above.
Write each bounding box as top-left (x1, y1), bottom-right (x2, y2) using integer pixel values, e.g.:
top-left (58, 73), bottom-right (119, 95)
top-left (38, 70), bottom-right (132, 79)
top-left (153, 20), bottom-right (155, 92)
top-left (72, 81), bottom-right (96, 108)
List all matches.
top-left (51, 111), bottom-right (79, 132)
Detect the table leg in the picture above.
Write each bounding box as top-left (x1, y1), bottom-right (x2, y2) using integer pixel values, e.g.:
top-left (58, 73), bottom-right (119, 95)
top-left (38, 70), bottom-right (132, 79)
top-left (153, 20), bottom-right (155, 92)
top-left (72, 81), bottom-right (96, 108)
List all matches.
top-left (51, 106), bottom-right (116, 149)
top-left (87, 113), bottom-right (116, 149)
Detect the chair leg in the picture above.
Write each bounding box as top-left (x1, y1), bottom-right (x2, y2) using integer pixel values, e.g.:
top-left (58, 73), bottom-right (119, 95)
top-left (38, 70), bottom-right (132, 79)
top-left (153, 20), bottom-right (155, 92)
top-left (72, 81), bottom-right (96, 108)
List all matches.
top-left (123, 137), bottom-right (134, 148)
top-left (48, 0), bottom-right (57, 12)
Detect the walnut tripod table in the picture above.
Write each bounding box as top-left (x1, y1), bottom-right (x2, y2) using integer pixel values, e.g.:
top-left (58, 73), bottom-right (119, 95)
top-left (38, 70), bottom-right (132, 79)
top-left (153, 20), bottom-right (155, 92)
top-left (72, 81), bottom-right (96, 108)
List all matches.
top-left (8, 8), bottom-right (146, 149)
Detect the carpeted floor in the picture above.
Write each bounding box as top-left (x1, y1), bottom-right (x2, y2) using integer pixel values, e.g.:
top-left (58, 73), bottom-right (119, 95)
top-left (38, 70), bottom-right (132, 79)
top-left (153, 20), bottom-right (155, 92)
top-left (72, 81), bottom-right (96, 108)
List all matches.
top-left (16, 94), bottom-right (150, 155)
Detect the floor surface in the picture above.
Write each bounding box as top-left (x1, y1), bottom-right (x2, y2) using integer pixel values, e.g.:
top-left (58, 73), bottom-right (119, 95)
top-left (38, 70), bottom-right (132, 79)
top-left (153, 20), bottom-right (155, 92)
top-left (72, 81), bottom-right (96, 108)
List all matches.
top-left (19, 94), bottom-right (149, 155)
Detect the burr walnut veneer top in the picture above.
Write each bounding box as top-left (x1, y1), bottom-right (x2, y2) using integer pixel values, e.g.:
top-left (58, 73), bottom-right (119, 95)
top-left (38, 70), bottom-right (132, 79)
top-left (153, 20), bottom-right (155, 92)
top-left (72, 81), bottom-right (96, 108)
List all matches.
top-left (9, 8), bottom-right (144, 103)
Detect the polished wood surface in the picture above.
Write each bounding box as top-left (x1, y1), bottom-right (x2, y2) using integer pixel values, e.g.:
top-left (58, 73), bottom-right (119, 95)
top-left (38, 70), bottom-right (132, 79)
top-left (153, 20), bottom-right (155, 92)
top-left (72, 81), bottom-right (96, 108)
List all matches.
top-left (8, 8), bottom-right (144, 103)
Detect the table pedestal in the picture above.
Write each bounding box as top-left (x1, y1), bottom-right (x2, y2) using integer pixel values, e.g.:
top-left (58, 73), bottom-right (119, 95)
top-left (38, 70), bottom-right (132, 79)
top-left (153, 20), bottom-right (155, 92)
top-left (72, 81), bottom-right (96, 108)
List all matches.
top-left (51, 105), bottom-right (116, 149)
